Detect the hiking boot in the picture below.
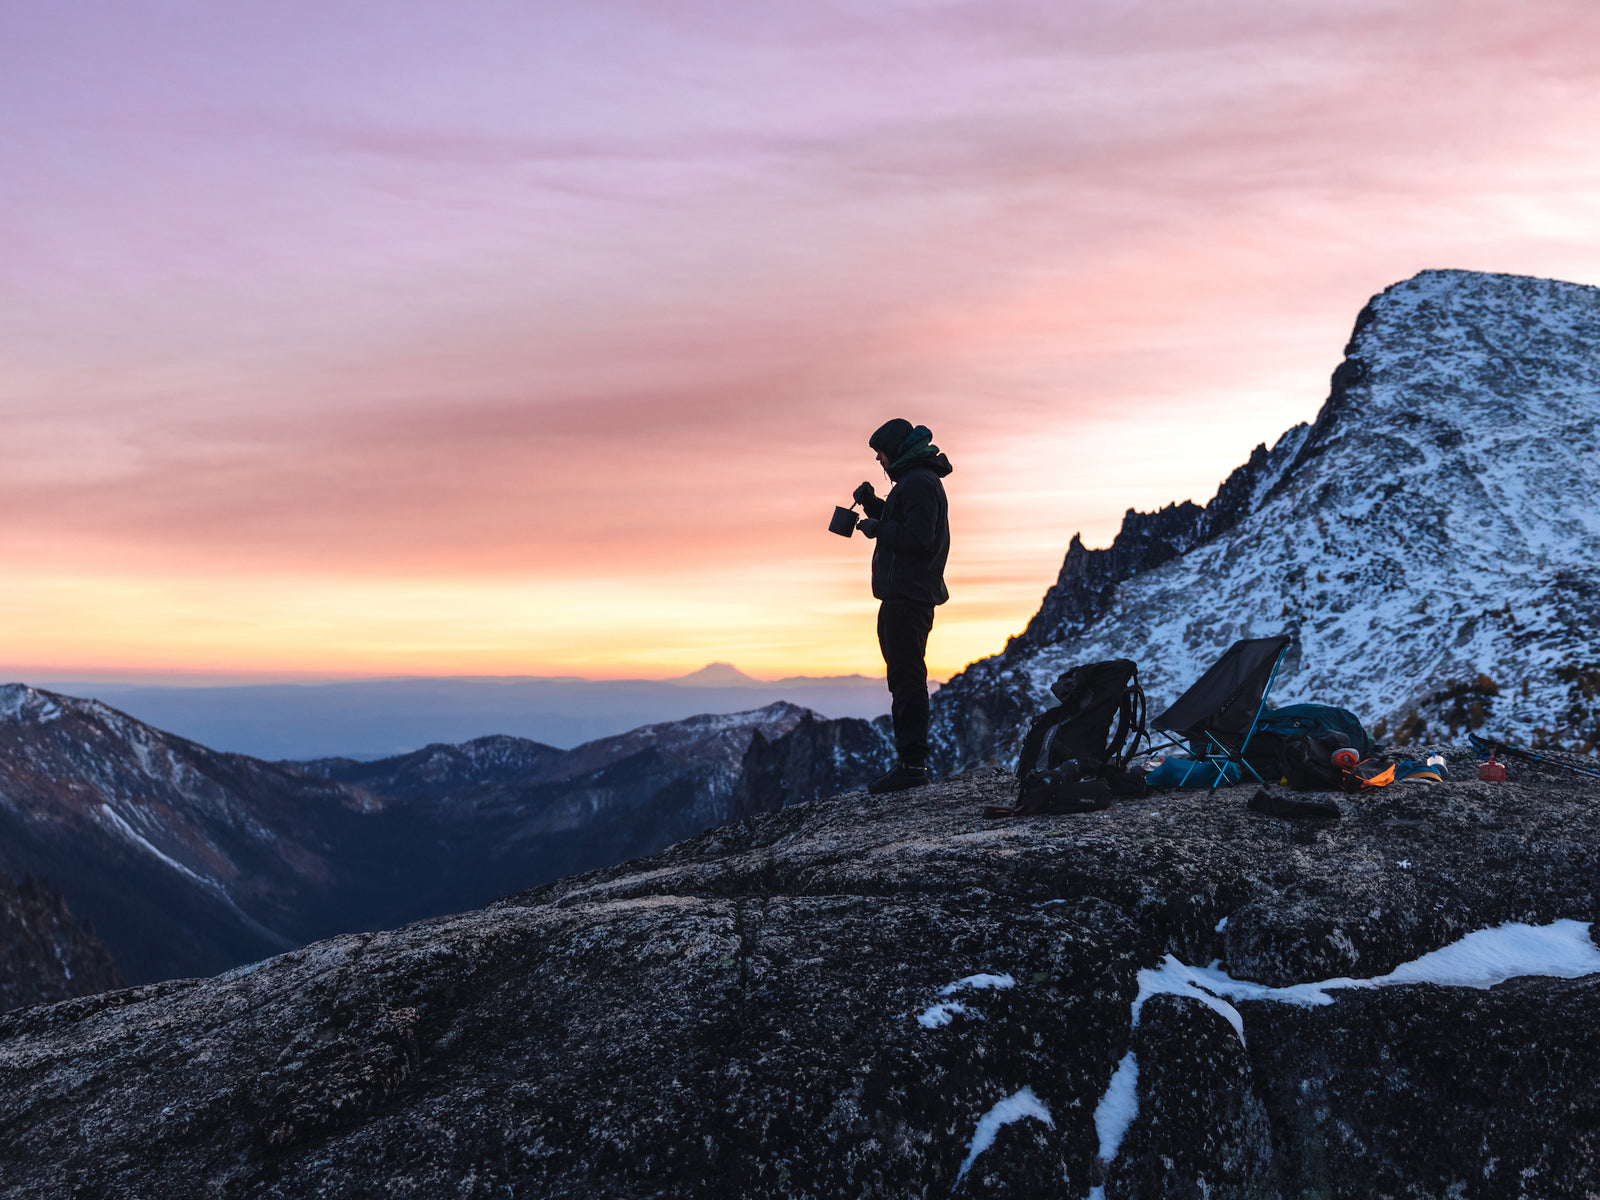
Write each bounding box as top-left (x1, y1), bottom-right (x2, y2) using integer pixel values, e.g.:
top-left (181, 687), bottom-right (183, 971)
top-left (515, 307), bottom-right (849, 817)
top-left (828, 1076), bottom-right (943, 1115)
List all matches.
top-left (868, 764), bottom-right (931, 794)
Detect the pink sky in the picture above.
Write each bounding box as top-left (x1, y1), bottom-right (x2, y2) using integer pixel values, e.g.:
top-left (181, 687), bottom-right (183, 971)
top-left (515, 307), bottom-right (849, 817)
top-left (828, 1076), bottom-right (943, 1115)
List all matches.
top-left (4, 1), bottom-right (1600, 681)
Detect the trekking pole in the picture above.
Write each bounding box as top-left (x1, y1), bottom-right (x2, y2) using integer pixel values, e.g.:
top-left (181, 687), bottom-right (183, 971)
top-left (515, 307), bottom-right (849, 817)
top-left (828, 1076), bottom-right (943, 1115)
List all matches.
top-left (1468, 733), bottom-right (1600, 782)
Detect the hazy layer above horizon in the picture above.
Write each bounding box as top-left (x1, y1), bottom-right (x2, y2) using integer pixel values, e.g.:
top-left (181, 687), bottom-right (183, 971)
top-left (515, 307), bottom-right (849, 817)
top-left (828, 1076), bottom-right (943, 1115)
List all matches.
top-left (37, 667), bottom-right (894, 760)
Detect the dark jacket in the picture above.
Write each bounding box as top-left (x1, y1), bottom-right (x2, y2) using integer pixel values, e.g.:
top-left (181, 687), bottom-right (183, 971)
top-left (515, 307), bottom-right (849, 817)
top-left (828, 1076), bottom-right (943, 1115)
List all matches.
top-left (861, 455), bottom-right (952, 605)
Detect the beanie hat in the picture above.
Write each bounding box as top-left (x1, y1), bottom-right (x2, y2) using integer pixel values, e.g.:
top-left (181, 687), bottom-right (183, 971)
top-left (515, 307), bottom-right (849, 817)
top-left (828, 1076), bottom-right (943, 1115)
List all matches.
top-left (868, 418), bottom-right (915, 458)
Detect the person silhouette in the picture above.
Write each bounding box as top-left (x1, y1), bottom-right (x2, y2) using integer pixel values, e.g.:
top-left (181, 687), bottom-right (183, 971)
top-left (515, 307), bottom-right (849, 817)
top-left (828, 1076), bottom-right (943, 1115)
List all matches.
top-left (852, 419), bottom-right (953, 793)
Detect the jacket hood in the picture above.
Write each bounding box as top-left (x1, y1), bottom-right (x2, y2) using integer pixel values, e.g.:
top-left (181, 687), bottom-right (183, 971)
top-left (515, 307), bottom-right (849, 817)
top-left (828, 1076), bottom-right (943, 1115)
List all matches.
top-left (888, 451), bottom-right (953, 482)
top-left (886, 424), bottom-right (952, 480)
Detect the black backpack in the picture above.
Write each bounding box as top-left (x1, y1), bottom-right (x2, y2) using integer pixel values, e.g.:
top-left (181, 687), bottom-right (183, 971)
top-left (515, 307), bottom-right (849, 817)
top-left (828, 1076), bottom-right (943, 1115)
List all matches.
top-left (1281, 731), bottom-right (1352, 791)
top-left (988, 660), bottom-right (1149, 816)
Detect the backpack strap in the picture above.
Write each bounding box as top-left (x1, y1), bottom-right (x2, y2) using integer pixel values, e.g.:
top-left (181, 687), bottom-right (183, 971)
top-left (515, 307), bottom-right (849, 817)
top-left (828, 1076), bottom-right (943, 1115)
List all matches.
top-left (1129, 674), bottom-right (1148, 763)
top-left (1034, 723), bottom-right (1061, 774)
top-left (1015, 704), bottom-right (1068, 780)
top-left (1103, 666), bottom-right (1149, 770)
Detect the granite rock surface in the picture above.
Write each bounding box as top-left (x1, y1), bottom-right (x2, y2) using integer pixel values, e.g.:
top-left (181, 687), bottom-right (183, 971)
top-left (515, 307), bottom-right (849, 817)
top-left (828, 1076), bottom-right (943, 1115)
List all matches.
top-left (2, 751), bottom-right (1596, 1198)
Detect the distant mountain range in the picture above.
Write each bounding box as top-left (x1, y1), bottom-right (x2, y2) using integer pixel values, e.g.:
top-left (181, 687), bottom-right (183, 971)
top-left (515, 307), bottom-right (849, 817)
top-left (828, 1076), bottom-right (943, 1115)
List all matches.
top-left (0, 683), bottom-right (850, 985)
top-left (45, 665), bottom-right (893, 760)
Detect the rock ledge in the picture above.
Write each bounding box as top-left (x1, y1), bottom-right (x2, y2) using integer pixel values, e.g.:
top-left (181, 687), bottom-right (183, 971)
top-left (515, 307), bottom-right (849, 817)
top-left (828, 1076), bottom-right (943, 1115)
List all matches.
top-left (1, 759), bottom-right (1597, 1199)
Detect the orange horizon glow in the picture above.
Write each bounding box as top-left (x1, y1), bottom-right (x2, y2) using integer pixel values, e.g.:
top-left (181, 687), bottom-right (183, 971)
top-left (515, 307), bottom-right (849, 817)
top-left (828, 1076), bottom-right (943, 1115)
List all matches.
top-left (6, 2), bottom-right (1600, 685)
top-left (0, 558), bottom-right (1031, 683)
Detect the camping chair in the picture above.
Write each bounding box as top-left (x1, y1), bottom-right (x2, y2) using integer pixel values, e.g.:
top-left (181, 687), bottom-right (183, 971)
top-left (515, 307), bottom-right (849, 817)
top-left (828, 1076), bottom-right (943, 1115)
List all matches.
top-left (1148, 636), bottom-right (1292, 789)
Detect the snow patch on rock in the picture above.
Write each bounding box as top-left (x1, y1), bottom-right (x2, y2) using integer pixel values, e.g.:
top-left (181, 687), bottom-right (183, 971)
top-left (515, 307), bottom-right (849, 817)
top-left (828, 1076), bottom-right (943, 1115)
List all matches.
top-left (1088, 918), bottom-right (1600, 1194)
top-left (954, 1086), bottom-right (1053, 1185)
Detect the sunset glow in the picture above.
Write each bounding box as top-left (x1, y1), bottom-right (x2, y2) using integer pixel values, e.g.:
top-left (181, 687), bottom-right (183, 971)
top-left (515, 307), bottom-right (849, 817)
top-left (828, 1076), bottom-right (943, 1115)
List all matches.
top-left (6, 1), bottom-right (1600, 681)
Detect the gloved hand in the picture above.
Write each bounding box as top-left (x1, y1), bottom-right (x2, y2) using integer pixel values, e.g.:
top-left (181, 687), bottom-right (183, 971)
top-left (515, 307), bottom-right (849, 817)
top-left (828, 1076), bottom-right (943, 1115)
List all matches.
top-left (857, 517), bottom-right (880, 538)
top-left (852, 481), bottom-right (877, 505)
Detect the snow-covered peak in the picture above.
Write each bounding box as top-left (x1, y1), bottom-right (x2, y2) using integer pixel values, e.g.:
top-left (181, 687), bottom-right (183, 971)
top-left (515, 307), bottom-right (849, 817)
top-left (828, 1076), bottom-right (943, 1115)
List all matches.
top-left (0, 683), bottom-right (63, 724)
top-left (671, 662), bottom-right (763, 687)
top-left (935, 270), bottom-right (1600, 762)
top-left (551, 701), bottom-right (813, 779)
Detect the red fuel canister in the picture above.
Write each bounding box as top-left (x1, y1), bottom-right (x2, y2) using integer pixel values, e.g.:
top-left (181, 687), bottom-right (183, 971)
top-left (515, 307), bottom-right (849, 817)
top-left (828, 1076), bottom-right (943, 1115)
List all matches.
top-left (1478, 756), bottom-right (1506, 782)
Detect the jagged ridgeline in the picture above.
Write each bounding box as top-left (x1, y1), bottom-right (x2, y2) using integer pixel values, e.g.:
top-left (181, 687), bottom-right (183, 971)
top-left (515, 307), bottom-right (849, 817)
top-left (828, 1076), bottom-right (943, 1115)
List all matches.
top-left (899, 269), bottom-right (1600, 776)
top-left (931, 270), bottom-right (1600, 767)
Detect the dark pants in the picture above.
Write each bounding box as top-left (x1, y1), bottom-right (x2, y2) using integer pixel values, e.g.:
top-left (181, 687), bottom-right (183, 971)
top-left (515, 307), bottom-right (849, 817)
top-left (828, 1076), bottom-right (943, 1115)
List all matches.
top-left (877, 599), bottom-right (935, 768)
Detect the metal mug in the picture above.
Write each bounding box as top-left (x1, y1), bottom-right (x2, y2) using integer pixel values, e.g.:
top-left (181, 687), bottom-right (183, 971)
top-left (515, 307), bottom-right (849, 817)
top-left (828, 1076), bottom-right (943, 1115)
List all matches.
top-left (828, 505), bottom-right (858, 537)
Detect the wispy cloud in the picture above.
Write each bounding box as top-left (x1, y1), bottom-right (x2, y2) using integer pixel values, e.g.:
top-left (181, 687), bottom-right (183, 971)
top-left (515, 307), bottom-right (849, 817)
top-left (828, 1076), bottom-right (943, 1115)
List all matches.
top-left (4, 0), bottom-right (1600, 677)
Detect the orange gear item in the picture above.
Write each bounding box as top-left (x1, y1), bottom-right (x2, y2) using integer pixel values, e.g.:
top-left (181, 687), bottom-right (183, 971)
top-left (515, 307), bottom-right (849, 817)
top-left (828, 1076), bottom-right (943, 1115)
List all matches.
top-left (1361, 764), bottom-right (1396, 789)
top-left (1339, 759), bottom-right (1397, 792)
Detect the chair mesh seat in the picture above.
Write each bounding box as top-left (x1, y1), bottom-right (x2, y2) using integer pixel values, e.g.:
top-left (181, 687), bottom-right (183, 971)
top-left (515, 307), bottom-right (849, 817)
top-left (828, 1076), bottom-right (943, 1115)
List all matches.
top-left (1150, 635), bottom-right (1293, 788)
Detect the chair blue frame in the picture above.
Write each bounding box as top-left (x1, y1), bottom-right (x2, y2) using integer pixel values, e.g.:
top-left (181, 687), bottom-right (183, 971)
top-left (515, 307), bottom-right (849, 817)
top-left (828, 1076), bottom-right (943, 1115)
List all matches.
top-left (1150, 637), bottom-right (1292, 790)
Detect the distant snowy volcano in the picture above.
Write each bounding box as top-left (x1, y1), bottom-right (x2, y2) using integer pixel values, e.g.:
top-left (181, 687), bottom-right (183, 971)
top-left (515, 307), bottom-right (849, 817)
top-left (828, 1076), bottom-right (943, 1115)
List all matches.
top-left (670, 662), bottom-right (763, 687)
top-left (934, 269), bottom-right (1600, 764)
